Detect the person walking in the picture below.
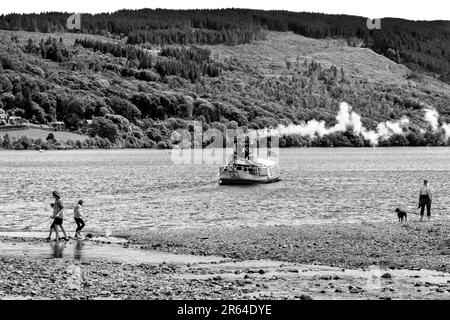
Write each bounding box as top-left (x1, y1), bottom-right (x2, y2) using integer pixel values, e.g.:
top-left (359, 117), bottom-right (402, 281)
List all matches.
top-left (46, 203), bottom-right (56, 241)
top-left (48, 191), bottom-right (69, 242)
top-left (73, 200), bottom-right (85, 239)
top-left (418, 179), bottom-right (433, 222)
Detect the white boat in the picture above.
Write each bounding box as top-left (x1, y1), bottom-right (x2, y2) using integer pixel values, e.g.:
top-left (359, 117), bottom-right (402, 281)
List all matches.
top-left (218, 136), bottom-right (281, 185)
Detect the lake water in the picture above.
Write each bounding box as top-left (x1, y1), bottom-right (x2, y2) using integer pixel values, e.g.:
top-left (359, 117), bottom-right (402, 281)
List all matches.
top-left (0, 148), bottom-right (449, 233)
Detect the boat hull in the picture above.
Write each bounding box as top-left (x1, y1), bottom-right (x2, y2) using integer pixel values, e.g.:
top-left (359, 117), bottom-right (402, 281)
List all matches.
top-left (219, 176), bottom-right (281, 185)
top-left (218, 170), bottom-right (281, 185)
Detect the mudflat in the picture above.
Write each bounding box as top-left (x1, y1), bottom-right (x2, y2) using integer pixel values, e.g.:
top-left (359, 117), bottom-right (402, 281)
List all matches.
top-left (1, 221), bottom-right (449, 300)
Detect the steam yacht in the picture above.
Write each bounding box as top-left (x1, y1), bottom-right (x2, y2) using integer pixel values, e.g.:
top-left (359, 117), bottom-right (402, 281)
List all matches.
top-left (218, 136), bottom-right (281, 185)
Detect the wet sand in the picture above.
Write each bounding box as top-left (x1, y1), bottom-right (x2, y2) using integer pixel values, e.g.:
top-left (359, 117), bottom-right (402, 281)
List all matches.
top-left (1, 221), bottom-right (449, 300)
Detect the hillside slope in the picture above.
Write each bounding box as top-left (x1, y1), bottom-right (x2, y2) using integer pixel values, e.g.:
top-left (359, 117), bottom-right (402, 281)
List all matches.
top-left (1, 9), bottom-right (449, 83)
top-left (1, 29), bottom-right (450, 149)
top-left (208, 31), bottom-right (449, 93)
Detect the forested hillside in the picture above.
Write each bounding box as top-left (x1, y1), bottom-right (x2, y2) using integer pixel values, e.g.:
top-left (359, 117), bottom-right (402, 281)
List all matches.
top-left (1, 9), bottom-right (449, 83)
top-left (0, 10), bottom-right (450, 150)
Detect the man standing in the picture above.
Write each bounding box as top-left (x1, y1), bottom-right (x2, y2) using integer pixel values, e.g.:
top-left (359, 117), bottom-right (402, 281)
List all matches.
top-left (418, 180), bottom-right (433, 222)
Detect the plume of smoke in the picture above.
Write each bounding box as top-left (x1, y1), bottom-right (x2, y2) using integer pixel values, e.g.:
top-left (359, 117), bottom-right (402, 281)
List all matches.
top-left (443, 124), bottom-right (450, 140)
top-left (424, 107), bottom-right (450, 141)
top-left (424, 108), bottom-right (440, 131)
top-left (259, 102), bottom-right (409, 146)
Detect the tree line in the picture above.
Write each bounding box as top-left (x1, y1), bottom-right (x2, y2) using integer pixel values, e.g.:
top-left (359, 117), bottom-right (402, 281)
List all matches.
top-left (75, 38), bottom-right (221, 82)
top-left (1, 9), bottom-right (449, 82)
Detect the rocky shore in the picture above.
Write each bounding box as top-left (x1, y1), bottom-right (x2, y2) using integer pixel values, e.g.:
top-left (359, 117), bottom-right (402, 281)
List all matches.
top-left (119, 221), bottom-right (450, 273)
top-left (0, 221), bottom-right (449, 300)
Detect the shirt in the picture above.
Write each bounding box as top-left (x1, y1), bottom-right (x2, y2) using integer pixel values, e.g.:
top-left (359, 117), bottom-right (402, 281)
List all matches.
top-left (54, 200), bottom-right (64, 219)
top-left (74, 204), bottom-right (82, 219)
top-left (419, 185), bottom-right (433, 200)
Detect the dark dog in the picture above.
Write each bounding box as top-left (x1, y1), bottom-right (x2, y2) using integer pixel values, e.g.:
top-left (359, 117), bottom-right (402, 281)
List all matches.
top-left (395, 208), bottom-right (407, 221)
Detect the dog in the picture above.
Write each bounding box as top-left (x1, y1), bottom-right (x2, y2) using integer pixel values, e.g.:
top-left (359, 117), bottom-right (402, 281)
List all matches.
top-left (395, 208), bottom-right (407, 222)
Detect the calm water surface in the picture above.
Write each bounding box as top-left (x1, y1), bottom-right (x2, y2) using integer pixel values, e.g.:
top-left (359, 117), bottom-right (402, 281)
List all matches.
top-left (0, 148), bottom-right (449, 232)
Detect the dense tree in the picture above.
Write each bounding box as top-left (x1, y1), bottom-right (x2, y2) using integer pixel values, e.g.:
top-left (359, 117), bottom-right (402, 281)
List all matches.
top-left (89, 117), bottom-right (119, 143)
top-left (1, 9), bottom-right (449, 83)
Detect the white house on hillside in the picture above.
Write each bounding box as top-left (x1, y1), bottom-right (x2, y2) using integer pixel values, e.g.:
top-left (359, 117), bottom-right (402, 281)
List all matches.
top-left (0, 109), bottom-right (7, 125)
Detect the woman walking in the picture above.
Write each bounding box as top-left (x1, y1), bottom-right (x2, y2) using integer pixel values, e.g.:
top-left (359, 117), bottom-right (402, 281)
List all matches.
top-left (46, 191), bottom-right (68, 242)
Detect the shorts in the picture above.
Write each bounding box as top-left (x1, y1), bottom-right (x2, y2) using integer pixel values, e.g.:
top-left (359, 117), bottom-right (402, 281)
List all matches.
top-left (51, 217), bottom-right (63, 228)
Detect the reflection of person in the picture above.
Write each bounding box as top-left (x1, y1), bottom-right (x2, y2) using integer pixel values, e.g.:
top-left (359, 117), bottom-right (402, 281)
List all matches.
top-left (51, 242), bottom-right (64, 258)
top-left (418, 180), bottom-right (433, 222)
top-left (74, 238), bottom-right (83, 260)
top-left (74, 200), bottom-right (85, 239)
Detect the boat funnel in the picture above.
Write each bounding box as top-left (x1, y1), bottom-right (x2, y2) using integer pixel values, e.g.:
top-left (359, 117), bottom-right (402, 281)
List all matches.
top-left (244, 136), bottom-right (250, 160)
top-left (256, 137), bottom-right (260, 159)
top-left (233, 136), bottom-right (238, 160)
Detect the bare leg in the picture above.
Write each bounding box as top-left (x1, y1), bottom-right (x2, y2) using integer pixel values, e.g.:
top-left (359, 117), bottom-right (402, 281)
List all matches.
top-left (54, 225), bottom-right (60, 243)
top-left (59, 225), bottom-right (68, 239)
top-left (47, 227), bottom-right (53, 239)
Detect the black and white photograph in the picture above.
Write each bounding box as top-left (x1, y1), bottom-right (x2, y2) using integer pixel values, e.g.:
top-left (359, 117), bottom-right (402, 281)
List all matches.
top-left (0, 0), bottom-right (449, 312)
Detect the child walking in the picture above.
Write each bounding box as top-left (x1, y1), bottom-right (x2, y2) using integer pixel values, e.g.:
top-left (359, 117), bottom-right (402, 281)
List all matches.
top-left (74, 200), bottom-right (85, 238)
top-left (46, 203), bottom-right (56, 240)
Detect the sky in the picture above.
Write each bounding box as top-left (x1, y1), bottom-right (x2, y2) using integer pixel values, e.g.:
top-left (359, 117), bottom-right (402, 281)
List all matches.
top-left (0, 0), bottom-right (449, 21)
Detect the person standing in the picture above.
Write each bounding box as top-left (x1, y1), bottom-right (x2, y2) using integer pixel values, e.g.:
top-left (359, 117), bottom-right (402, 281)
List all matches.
top-left (74, 200), bottom-right (85, 239)
top-left (418, 180), bottom-right (433, 222)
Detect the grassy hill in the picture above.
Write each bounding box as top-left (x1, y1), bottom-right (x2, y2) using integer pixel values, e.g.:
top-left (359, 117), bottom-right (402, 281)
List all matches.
top-left (1, 27), bottom-right (450, 149)
top-left (0, 128), bottom-right (86, 141)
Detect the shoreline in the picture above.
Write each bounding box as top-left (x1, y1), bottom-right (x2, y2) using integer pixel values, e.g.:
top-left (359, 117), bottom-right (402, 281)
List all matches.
top-left (117, 221), bottom-right (450, 273)
top-left (1, 146), bottom-right (450, 151)
top-left (1, 221), bottom-right (449, 299)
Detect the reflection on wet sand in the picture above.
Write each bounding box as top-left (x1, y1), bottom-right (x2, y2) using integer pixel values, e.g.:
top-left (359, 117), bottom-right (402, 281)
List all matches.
top-left (73, 240), bottom-right (83, 260)
top-left (50, 242), bottom-right (65, 258)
